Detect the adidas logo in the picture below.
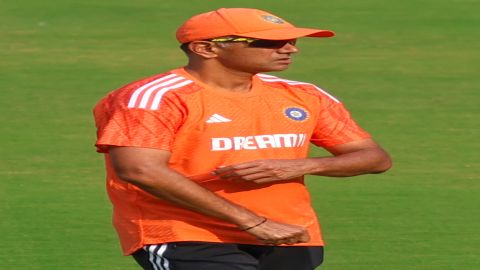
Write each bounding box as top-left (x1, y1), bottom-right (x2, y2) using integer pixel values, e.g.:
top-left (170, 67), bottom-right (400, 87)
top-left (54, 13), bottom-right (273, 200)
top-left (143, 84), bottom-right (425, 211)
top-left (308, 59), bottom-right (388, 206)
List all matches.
top-left (206, 114), bottom-right (232, 123)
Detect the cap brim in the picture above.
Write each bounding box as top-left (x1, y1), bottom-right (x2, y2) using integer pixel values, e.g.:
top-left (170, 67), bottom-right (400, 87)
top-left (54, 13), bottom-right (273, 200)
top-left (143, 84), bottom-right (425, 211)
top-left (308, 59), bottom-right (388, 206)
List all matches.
top-left (237, 27), bottom-right (335, 40)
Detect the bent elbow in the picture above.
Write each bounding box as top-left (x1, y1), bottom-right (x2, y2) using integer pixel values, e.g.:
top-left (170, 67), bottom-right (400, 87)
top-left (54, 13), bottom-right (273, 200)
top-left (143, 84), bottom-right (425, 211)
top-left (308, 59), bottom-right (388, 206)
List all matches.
top-left (113, 165), bottom-right (154, 185)
top-left (115, 170), bottom-right (140, 184)
top-left (372, 152), bottom-right (393, 174)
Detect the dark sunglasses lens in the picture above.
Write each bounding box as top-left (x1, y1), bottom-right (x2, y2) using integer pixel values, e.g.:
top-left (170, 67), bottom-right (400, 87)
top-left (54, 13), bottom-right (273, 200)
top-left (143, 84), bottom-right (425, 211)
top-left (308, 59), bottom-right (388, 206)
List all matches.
top-left (249, 39), bottom-right (296, 48)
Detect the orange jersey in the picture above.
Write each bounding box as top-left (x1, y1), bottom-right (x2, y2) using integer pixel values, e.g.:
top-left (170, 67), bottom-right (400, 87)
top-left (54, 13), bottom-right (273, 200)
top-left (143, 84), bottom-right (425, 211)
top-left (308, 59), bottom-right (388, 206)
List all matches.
top-left (93, 68), bottom-right (370, 255)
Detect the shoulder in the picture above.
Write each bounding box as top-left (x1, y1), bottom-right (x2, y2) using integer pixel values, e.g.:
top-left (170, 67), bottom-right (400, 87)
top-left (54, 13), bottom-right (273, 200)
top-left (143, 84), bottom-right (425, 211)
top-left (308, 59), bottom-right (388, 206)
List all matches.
top-left (96, 69), bottom-right (198, 111)
top-left (256, 73), bottom-right (341, 104)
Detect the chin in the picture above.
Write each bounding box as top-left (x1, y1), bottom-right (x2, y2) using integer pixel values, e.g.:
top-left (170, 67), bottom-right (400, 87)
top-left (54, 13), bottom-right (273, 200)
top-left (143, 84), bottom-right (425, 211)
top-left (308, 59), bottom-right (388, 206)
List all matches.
top-left (253, 65), bottom-right (290, 73)
top-left (268, 65), bottom-right (290, 72)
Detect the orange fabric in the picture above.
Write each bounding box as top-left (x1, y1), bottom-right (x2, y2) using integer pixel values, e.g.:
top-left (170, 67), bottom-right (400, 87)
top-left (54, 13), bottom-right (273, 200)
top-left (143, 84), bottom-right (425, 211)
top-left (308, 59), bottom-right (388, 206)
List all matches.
top-left (176, 8), bottom-right (334, 43)
top-left (93, 68), bottom-right (370, 255)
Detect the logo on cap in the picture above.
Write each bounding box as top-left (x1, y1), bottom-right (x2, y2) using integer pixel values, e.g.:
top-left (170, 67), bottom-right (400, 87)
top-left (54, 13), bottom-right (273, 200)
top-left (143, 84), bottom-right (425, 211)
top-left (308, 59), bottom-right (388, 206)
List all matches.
top-left (284, 107), bottom-right (308, 121)
top-left (261, 15), bottom-right (285, 24)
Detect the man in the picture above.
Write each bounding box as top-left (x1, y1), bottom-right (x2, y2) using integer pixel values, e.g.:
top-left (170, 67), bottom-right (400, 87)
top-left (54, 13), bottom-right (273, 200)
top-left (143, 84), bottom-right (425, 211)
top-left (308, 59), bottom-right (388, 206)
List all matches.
top-left (93, 7), bottom-right (392, 270)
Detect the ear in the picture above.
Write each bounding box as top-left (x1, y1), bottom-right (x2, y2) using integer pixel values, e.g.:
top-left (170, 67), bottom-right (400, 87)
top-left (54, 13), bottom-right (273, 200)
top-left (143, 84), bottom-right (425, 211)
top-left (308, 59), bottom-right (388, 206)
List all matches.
top-left (188, 41), bottom-right (220, 59)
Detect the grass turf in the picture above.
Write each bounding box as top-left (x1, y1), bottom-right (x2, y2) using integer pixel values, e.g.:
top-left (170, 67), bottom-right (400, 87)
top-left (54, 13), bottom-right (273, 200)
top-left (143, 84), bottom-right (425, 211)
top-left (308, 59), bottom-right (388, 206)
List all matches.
top-left (1, 0), bottom-right (479, 269)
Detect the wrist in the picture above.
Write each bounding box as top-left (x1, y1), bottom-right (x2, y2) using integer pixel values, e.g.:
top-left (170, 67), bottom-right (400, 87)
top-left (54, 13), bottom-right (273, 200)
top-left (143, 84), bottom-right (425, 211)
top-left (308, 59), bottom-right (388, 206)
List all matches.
top-left (303, 157), bottom-right (329, 175)
top-left (239, 217), bottom-right (267, 231)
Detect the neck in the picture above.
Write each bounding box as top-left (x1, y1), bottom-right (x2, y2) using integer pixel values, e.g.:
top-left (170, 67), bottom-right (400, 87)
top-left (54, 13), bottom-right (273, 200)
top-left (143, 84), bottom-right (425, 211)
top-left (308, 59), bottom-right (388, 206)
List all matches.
top-left (184, 62), bottom-right (254, 93)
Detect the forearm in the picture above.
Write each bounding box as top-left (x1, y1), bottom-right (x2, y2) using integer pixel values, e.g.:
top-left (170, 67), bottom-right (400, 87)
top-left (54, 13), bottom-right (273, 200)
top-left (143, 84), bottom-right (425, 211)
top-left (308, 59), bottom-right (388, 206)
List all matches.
top-left (213, 141), bottom-right (392, 183)
top-left (118, 167), bottom-right (263, 228)
top-left (305, 147), bottom-right (392, 177)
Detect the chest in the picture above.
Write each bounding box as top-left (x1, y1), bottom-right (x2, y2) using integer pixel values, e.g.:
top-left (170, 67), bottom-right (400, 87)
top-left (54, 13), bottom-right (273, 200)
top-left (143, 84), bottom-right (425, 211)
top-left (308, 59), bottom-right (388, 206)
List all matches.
top-left (178, 92), bottom-right (319, 146)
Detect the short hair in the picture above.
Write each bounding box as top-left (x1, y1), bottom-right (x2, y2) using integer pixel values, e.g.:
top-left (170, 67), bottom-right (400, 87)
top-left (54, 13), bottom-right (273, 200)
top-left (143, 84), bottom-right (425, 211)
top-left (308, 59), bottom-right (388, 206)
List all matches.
top-left (180, 43), bottom-right (191, 54)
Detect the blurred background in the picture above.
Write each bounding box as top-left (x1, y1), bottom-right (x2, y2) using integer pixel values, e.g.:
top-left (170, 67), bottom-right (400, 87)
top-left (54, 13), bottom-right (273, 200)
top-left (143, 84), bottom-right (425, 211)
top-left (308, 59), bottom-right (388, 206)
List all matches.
top-left (1, 0), bottom-right (479, 269)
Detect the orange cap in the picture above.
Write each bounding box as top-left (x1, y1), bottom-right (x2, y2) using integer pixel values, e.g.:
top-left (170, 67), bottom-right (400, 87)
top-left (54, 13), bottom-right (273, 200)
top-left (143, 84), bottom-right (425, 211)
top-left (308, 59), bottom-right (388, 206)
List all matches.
top-left (176, 8), bottom-right (335, 43)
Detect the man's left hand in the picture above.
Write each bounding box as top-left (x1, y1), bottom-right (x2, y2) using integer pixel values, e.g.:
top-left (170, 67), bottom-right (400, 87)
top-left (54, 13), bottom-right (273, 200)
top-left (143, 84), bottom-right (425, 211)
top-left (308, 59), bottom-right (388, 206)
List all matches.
top-left (213, 159), bottom-right (306, 184)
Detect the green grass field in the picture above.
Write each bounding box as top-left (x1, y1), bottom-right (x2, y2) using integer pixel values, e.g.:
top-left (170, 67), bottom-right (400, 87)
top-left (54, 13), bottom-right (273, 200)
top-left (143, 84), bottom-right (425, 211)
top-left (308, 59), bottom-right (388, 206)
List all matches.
top-left (1, 0), bottom-right (479, 269)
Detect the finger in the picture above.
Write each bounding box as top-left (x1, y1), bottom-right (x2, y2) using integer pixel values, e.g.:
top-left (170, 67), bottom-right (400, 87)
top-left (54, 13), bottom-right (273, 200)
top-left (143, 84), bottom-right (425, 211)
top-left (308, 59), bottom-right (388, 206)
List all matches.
top-left (214, 161), bottom-right (261, 175)
top-left (218, 168), bottom-right (266, 179)
top-left (257, 238), bottom-right (276, 245)
top-left (251, 176), bottom-right (278, 184)
top-left (282, 238), bottom-right (300, 245)
top-left (275, 236), bottom-right (301, 245)
top-left (229, 172), bottom-right (273, 182)
top-left (234, 167), bottom-right (268, 176)
top-left (213, 166), bottom-right (234, 175)
top-left (217, 168), bottom-right (275, 182)
top-left (228, 161), bottom-right (262, 170)
top-left (298, 231), bottom-right (310, 243)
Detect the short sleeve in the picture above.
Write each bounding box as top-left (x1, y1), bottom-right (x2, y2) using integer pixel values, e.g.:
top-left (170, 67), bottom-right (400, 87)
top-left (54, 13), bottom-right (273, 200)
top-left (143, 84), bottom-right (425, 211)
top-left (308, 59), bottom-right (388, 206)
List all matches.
top-left (93, 96), bottom-right (185, 153)
top-left (310, 96), bottom-right (371, 148)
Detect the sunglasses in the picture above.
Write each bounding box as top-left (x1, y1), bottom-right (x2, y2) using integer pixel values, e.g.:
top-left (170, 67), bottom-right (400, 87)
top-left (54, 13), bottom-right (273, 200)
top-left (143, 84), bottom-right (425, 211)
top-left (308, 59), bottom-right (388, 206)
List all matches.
top-left (210, 37), bottom-right (297, 49)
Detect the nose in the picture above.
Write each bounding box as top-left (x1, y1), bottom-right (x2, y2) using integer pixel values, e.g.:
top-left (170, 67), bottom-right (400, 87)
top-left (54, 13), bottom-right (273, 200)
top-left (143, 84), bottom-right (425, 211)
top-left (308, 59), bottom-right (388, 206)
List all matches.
top-left (278, 42), bottom-right (299, 54)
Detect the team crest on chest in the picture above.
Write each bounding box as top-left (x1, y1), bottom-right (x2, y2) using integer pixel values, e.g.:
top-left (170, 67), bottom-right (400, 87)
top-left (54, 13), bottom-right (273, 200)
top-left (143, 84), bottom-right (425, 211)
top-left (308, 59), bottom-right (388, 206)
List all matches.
top-left (284, 107), bottom-right (308, 122)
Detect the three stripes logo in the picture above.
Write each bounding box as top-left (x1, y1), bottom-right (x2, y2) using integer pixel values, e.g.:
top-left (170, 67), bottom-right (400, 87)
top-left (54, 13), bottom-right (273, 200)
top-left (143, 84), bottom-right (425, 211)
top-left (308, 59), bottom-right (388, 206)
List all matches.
top-left (127, 73), bottom-right (192, 110)
top-left (206, 114), bottom-right (232, 123)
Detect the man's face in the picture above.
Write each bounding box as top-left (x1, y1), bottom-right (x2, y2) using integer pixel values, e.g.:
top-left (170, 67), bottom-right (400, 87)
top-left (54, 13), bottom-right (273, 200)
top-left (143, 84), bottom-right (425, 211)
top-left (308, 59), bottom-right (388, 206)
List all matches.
top-left (213, 38), bottom-right (299, 73)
